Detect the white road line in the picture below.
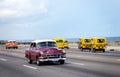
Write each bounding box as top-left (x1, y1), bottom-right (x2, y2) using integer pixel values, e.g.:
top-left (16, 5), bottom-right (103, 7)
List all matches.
top-left (68, 62), bottom-right (85, 66)
top-left (117, 59), bottom-right (120, 61)
top-left (23, 65), bottom-right (37, 70)
top-left (0, 58), bottom-right (7, 61)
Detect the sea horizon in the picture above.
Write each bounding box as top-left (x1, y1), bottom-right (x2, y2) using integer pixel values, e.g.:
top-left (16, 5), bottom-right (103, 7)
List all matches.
top-left (13, 37), bottom-right (120, 42)
top-left (1, 37), bottom-right (120, 43)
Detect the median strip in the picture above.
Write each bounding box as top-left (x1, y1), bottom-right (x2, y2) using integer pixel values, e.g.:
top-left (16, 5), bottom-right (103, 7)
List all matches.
top-left (23, 65), bottom-right (37, 70)
top-left (0, 58), bottom-right (7, 61)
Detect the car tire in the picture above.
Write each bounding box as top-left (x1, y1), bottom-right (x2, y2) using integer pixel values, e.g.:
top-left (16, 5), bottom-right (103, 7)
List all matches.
top-left (81, 48), bottom-right (83, 51)
top-left (103, 49), bottom-right (105, 53)
top-left (93, 49), bottom-right (96, 53)
top-left (36, 58), bottom-right (42, 66)
top-left (28, 59), bottom-right (32, 64)
top-left (59, 60), bottom-right (65, 64)
top-left (89, 48), bottom-right (91, 51)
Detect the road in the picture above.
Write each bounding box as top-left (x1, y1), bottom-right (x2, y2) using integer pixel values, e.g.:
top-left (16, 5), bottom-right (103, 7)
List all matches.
top-left (0, 47), bottom-right (120, 77)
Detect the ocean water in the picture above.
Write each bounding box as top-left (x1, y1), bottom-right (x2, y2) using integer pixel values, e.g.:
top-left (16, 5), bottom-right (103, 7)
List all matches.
top-left (106, 37), bottom-right (120, 42)
top-left (15, 37), bottom-right (120, 43)
top-left (67, 37), bottom-right (120, 42)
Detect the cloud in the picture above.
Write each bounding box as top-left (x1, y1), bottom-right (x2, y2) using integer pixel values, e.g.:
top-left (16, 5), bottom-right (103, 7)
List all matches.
top-left (0, 0), bottom-right (49, 18)
top-left (0, 9), bottom-right (17, 17)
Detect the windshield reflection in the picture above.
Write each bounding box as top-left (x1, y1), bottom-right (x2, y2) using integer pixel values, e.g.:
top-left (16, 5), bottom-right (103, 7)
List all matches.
top-left (38, 42), bottom-right (56, 47)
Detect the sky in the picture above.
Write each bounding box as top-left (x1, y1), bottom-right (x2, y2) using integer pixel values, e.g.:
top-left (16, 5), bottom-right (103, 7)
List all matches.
top-left (0, 0), bottom-right (120, 40)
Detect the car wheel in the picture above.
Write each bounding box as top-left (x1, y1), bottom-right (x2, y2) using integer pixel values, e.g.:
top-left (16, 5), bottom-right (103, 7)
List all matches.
top-left (81, 48), bottom-right (83, 51)
top-left (67, 47), bottom-right (69, 49)
top-left (89, 48), bottom-right (91, 51)
top-left (36, 58), bottom-right (41, 66)
top-left (28, 59), bottom-right (32, 64)
top-left (59, 60), bottom-right (65, 64)
top-left (13, 47), bottom-right (15, 49)
top-left (103, 49), bottom-right (105, 53)
top-left (93, 49), bottom-right (96, 53)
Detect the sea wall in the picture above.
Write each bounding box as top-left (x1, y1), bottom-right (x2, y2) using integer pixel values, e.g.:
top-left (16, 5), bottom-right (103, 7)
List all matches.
top-left (0, 40), bottom-right (120, 47)
top-left (69, 41), bottom-right (120, 47)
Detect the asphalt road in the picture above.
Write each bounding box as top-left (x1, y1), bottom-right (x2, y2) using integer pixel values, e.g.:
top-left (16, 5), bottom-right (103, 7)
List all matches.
top-left (0, 48), bottom-right (120, 77)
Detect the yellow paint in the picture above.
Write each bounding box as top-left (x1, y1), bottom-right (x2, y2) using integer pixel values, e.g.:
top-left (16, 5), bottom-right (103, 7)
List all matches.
top-left (53, 38), bottom-right (69, 49)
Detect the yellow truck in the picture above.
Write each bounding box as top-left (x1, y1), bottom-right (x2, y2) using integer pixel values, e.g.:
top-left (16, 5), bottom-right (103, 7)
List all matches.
top-left (91, 38), bottom-right (106, 52)
top-left (64, 40), bottom-right (69, 49)
top-left (78, 38), bottom-right (92, 51)
top-left (53, 38), bottom-right (69, 49)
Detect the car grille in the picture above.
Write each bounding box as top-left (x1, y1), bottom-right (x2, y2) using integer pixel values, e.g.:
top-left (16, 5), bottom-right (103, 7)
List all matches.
top-left (85, 44), bottom-right (91, 48)
top-left (43, 54), bottom-right (61, 59)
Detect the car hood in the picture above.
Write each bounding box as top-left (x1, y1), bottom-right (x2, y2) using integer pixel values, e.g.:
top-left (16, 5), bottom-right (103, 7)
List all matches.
top-left (38, 47), bottom-right (63, 54)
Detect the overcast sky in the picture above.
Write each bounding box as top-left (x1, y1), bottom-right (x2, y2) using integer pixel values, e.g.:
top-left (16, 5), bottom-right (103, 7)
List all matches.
top-left (0, 0), bottom-right (120, 40)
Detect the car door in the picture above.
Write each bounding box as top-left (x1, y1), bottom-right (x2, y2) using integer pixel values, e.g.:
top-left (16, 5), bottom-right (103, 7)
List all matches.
top-left (30, 43), bottom-right (37, 60)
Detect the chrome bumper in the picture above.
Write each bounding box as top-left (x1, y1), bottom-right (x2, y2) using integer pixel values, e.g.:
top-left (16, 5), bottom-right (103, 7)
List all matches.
top-left (38, 58), bottom-right (66, 62)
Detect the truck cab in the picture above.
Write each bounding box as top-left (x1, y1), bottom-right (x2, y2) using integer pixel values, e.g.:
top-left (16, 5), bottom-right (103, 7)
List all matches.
top-left (91, 38), bottom-right (106, 52)
top-left (64, 40), bottom-right (69, 49)
top-left (78, 38), bottom-right (92, 51)
top-left (53, 38), bottom-right (69, 49)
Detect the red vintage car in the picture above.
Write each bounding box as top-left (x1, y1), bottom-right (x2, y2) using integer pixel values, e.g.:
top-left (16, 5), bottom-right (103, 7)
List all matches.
top-left (25, 40), bottom-right (66, 65)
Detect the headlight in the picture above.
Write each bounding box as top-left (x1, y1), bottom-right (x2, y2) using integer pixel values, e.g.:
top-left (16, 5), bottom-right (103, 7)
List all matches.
top-left (62, 50), bottom-right (66, 53)
top-left (40, 51), bottom-right (44, 55)
top-left (62, 53), bottom-right (66, 58)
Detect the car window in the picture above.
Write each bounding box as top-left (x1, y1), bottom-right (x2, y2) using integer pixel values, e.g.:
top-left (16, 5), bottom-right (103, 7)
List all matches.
top-left (84, 39), bottom-right (90, 43)
top-left (97, 39), bottom-right (104, 43)
top-left (38, 42), bottom-right (56, 47)
top-left (57, 40), bottom-right (63, 43)
top-left (30, 43), bottom-right (36, 48)
top-left (64, 41), bottom-right (68, 43)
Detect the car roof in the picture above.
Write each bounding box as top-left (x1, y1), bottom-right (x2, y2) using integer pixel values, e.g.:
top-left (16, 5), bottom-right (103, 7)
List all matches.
top-left (32, 39), bottom-right (55, 43)
top-left (8, 40), bottom-right (16, 42)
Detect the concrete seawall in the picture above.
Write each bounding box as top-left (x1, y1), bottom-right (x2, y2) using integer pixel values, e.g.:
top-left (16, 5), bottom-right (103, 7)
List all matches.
top-left (69, 41), bottom-right (120, 47)
top-left (0, 40), bottom-right (120, 46)
top-left (69, 42), bottom-right (120, 52)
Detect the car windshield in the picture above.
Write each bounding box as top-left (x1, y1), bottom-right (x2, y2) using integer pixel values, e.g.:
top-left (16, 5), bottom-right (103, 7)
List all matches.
top-left (97, 39), bottom-right (104, 43)
top-left (84, 39), bottom-right (90, 43)
top-left (65, 41), bottom-right (68, 43)
top-left (57, 40), bottom-right (63, 43)
top-left (38, 41), bottom-right (56, 47)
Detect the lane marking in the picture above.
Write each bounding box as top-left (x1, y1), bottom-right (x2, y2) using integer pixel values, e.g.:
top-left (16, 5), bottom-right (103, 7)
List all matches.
top-left (0, 58), bottom-right (7, 61)
top-left (68, 62), bottom-right (85, 66)
top-left (117, 59), bottom-right (120, 61)
top-left (67, 53), bottom-right (118, 61)
top-left (23, 65), bottom-right (37, 70)
top-left (11, 53), bottom-right (17, 55)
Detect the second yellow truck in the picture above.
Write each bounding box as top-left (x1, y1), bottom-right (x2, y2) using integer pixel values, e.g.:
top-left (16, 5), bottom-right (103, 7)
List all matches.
top-left (91, 38), bottom-right (106, 52)
top-left (78, 38), bottom-right (106, 52)
top-left (78, 38), bottom-right (92, 51)
top-left (53, 38), bottom-right (69, 49)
